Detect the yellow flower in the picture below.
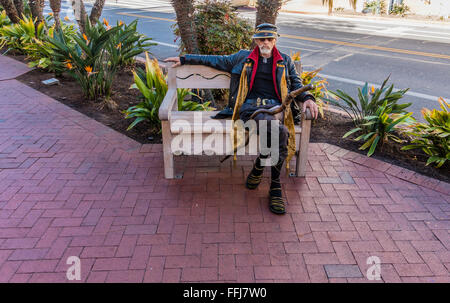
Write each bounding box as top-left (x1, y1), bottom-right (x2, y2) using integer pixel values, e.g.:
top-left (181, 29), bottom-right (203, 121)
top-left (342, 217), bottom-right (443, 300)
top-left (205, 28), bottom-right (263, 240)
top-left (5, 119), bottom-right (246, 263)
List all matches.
top-left (66, 62), bottom-right (73, 70)
top-left (371, 86), bottom-right (375, 94)
top-left (64, 16), bottom-right (70, 21)
top-left (85, 66), bottom-right (93, 73)
top-left (48, 12), bottom-right (54, 16)
top-left (83, 33), bottom-right (88, 41)
top-left (116, 42), bottom-right (122, 49)
top-left (103, 18), bottom-right (109, 27)
top-left (119, 21), bottom-right (124, 26)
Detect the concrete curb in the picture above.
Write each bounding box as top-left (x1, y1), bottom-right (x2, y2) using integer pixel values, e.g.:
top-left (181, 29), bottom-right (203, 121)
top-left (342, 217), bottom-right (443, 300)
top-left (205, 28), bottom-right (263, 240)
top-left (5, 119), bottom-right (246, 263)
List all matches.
top-left (319, 142), bottom-right (449, 196)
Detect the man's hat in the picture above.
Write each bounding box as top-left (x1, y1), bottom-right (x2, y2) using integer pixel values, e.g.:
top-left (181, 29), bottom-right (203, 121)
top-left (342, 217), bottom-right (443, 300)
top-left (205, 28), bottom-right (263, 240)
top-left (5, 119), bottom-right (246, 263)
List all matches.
top-left (252, 23), bottom-right (279, 39)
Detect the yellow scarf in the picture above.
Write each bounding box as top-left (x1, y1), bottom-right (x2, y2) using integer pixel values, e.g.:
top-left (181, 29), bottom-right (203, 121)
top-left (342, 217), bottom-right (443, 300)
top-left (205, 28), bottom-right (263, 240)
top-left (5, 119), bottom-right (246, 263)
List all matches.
top-left (230, 62), bottom-right (296, 174)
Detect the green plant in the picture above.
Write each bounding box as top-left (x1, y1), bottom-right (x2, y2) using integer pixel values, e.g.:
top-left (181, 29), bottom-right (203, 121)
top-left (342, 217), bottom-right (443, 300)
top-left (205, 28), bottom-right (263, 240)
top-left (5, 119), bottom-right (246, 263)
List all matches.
top-left (0, 14), bottom-right (44, 52)
top-left (300, 68), bottom-right (329, 118)
top-left (124, 53), bottom-right (215, 131)
top-left (344, 100), bottom-right (414, 156)
top-left (26, 15), bottom-right (77, 73)
top-left (390, 3), bottom-right (410, 17)
top-left (100, 18), bottom-right (155, 67)
top-left (172, 0), bottom-right (253, 55)
top-left (322, 75), bottom-right (411, 126)
top-left (364, 0), bottom-right (386, 14)
top-left (47, 17), bottom-right (121, 101)
top-left (402, 98), bottom-right (450, 168)
top-left (0, 10), bottom-right (11, 28)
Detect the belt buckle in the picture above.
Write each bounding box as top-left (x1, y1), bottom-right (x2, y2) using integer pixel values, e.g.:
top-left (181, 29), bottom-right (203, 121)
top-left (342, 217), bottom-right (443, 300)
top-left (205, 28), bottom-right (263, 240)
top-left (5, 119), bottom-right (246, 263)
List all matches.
top-left (256, 98), bottom-right (261, 106)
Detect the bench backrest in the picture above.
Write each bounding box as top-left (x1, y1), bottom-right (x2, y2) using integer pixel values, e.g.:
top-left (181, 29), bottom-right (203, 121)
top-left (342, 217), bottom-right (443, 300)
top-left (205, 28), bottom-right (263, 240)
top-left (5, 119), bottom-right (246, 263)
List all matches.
top-left (168, 65), bottom-right (231, 89)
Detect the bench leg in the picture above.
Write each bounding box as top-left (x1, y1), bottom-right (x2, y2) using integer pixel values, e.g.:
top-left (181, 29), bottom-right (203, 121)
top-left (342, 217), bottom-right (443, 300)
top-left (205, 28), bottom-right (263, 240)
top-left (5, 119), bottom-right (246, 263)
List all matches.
top-left (161, 121), bottom-right (175, 179)
top-left (297, 119), bottom-right (311, 177)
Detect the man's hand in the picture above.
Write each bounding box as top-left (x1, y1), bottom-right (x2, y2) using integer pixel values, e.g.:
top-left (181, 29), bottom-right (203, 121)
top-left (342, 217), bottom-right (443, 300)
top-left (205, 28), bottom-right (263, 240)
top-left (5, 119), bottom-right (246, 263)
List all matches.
top-left (163, 57), bottom-right (181, 68)
top-left (303, 99), bottom-right (319, 120)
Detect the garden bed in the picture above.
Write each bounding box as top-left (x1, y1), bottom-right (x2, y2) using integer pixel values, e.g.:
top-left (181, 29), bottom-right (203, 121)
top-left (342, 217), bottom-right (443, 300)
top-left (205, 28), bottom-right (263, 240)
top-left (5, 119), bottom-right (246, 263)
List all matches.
top-left (8, 53), bottom-right (449, 183)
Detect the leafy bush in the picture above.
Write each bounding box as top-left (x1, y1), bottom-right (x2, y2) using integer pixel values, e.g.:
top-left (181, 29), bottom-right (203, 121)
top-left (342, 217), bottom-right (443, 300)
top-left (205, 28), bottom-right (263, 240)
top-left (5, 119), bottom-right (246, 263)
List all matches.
top-left (322, 75), bottom-right (411, 126)
top-left (300, 68), bottom-right (329, 118)
top-left (0, 14), bottom-right (77, 73)
top-left (390, 3), bottom-right (410, 17)
top-left (124, 53), bottom-right (215, 131)
top-left (0, 14), bottom-right (44, 52)
top-left (364, 0), bottom-right (387, 14)
top-left (26, 15), bottom-right (77, 73)
top-left (99, 18), bottom-right (154, 67)
top-left (402, 98), bottom-right (450, 168)
top-left (343, 100), bottom-right (414, 156)
top-left (47, 17), bottom-right (121, 101)
top-left (172, 0), bottom-right (253, 55)
top-left (0, 10), bottom-right (11, 28)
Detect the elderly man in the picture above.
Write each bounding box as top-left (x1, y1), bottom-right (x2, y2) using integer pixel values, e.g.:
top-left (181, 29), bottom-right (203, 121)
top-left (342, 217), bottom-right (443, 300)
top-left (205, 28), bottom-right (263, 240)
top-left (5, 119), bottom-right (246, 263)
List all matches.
top-left (164, 23), bottom-right (318, 215)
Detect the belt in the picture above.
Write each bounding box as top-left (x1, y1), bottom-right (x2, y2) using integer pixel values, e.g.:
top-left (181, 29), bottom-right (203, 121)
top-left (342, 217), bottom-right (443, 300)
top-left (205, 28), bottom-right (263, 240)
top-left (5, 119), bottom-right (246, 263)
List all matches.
top-left (244, 98), bottom-right (280, 106)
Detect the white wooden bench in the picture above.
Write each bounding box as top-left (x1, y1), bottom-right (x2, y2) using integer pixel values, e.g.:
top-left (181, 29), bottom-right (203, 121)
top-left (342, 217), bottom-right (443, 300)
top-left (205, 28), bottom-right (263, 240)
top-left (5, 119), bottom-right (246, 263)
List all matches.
top-left (158, 64), bottom-right (313, 179)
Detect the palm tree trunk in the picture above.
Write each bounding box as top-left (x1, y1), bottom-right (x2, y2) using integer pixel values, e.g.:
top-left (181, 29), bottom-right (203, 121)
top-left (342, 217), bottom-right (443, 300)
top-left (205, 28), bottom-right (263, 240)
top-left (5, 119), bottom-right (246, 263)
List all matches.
top-left (0, 0), bottom-right (21, 23)
top-left (28, 0), bottom-right (44, 23)
top-left (49, 0), bottom-right (62, 30)
top-left (171, 0), bottom-right (199, 54)
top-left (13, 0), bottom-right (24, 17)
top-left (71, 0), bottom-right (88, 33)
top-left (255, 0), bottom-right (283, 26)
top-left (89, 0), bottom-right (105, 24)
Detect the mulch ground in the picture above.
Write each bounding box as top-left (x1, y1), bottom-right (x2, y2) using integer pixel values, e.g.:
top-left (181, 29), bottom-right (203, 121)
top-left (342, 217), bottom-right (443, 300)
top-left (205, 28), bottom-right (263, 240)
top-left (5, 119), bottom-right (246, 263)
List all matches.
top-left (9, 53), bottom-right (449, 183)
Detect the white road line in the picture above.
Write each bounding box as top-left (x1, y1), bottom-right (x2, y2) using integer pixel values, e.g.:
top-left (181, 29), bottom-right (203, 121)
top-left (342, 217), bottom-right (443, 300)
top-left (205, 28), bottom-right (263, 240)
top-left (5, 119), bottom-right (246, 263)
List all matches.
top-left (320, 73), bottom-right (448, 101)
top-left (152, 40), bottom-right (178, 48)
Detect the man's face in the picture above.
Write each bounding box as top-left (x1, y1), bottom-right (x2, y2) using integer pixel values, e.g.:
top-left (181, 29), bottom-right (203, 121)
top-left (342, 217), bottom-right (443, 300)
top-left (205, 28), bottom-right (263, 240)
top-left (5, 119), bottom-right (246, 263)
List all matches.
top-left (255, 37), bottom-right (276, 57)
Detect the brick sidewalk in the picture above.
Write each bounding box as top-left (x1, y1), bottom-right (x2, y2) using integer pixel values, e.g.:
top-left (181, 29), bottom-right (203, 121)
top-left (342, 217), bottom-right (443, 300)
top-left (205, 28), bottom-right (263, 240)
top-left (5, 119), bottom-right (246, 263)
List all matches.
top-left (0, 55), bottom-right (449, 283)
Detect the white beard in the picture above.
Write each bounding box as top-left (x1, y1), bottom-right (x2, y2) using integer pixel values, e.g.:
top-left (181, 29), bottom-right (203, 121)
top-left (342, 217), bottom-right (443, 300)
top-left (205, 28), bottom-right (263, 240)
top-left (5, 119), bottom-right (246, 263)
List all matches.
top-left (259, 46), bottom-right (272, 56)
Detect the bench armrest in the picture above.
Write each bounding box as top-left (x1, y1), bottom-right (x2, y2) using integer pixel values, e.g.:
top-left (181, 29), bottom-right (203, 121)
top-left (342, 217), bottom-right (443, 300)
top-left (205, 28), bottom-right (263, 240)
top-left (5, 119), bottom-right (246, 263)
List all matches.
top-left (159, 88), bottom-right (178, 121)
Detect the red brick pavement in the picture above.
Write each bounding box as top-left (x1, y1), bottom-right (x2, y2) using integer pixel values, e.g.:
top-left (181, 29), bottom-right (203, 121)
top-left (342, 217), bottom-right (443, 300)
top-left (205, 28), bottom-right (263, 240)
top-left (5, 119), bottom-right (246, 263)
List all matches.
top-left (0, 56), bottom-right (449, 282)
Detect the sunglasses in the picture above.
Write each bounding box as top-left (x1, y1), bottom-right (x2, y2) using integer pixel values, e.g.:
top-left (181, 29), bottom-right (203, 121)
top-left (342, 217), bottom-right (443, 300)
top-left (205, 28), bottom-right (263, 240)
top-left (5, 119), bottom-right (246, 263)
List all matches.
top-left (256, 38), bottom-right (275, 42)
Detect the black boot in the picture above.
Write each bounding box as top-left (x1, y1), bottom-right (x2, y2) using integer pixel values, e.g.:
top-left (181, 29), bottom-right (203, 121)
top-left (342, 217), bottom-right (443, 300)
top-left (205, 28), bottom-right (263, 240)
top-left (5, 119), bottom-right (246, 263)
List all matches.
top-left (245, 154), bottom-right (268, 190)
top-left (269, 157), bottom-right (286, 214)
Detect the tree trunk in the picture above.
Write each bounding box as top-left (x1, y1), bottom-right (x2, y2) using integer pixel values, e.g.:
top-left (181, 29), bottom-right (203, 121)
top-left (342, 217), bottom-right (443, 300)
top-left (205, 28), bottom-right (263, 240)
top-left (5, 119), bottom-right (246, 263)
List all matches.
top-left (71, 0), bottom-right (88, 33)
top-left (13, 0), bottom-right (24, 17)
top-left (171, 0), bottom-right (199, 54)
top-left (89, 0), bottom-right (105, 25)
top-left (255, 0), bottom-right (283, 26)
top-left (49, 0), bottom-right (62, 30)
top-left (28, 0), bottom-right (44, 23)
top-left (0, 0), bottom-right (21, 23)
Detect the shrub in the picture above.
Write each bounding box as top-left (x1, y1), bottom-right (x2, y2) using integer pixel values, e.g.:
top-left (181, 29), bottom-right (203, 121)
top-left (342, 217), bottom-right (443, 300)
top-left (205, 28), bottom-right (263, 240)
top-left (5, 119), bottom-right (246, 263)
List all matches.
top-left (322, 75), bottom-right (411, 127)
top-left (124, 53), bottom-right (215, 131)
top-left (390, 3), bottom-right (410, 17)
top-left (402, 98), bottom-right (450, 168)
top-left (300, 68), bottom-right (329, 119)
top-left (99, 18), bottom-right (155, 67)
top-left (343, 100), bottom-right (414, 156)
top-left (172, 0), bottom-right (253, 55)
top-left (364, 0), bottom-right (387, 15)
top-left (0, 14), bottom-right (44, 52)
top-left (47, 17), bottom-right (121, 101)
top-left (0, 14), bottom-right (77, 73)
top-left (26, 15), bottom-right (77, 73)
top-left (0, 10), bottom-right (11, 28)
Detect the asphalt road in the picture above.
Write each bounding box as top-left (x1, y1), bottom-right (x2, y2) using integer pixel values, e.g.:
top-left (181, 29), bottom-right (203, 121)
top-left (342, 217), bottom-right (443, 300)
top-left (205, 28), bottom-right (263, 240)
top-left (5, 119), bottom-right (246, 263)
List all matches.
top-left (46, 0), bottom-right (450, 120)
